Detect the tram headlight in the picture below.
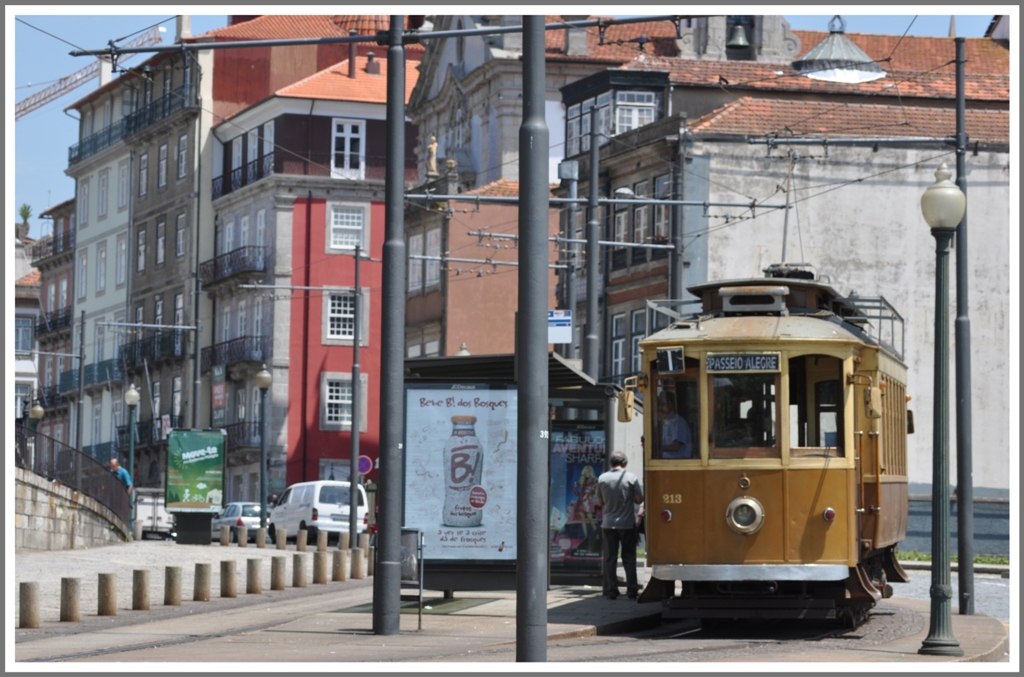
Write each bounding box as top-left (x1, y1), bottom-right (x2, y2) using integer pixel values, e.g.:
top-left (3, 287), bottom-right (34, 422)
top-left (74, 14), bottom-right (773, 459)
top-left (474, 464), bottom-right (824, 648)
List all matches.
top-left (725, 496), bottom-right (765, 535)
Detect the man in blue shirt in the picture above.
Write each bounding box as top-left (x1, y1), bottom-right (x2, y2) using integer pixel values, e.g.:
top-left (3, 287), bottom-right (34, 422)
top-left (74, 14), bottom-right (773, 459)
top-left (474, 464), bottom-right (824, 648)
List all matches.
top-left (659, 392), bottom-right (693, 459)
top-left (109, 457), bottom-right (132, 494)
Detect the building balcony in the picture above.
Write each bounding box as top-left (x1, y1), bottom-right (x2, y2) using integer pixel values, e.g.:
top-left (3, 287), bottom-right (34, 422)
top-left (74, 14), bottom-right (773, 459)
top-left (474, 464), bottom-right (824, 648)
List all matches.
top-left (83, 358), bottom-right (124, 390)
top-left (58, 368), bottom-right (80, 394)
top-left (38, 384), bottom-right (66, 408)
top-left (68, 85), bottom-right (197, 167)
top-left (121, 331), bottom-right (187, 370)
top-left (225, 421), bottom-right (262, 449)
top-left (201, 336), bottom-right (264, 373)
top-left (30, 230), bottom-right (76, 265)
top-left (116, 415), bottom-right (184, 449)
top-left (36, 306), bottom-right (74, 338)
top-left (212, 152), bottom-right (274, 200)
top-left (198, 246), bottom-right (267, 287)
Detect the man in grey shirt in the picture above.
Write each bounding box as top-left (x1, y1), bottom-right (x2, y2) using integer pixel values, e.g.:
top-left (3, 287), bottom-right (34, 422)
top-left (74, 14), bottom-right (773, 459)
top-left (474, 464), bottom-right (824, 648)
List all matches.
top-left (596, 451), bottom-right (644, 599)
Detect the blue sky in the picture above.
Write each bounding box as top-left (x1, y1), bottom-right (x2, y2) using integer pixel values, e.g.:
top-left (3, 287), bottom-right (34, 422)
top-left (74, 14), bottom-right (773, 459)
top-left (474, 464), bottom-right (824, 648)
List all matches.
top-left (8, 11), bottom-right (1002, 239)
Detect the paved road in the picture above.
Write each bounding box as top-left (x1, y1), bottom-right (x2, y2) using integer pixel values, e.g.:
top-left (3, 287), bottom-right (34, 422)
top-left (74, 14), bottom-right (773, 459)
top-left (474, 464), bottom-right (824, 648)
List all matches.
top-left (892, 571), bottom-right (1010, 624)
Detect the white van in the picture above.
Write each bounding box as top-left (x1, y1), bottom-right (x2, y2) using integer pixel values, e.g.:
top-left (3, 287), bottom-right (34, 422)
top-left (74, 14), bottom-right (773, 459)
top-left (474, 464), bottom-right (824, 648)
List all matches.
top-left (134, 488), bottom-right (176, 540)
top-left (268, 480), bottom-right (368, 545)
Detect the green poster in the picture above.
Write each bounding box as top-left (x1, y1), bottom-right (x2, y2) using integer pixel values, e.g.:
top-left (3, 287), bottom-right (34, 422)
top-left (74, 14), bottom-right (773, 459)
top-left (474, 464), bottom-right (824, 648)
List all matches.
top-left (166, 429), bottom-right (225, 513)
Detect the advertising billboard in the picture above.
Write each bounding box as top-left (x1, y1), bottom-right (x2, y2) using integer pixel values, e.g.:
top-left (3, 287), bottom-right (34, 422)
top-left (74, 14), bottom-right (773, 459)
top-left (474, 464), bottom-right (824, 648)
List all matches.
top-left (165, 429), bottom-right (225, 513)
top-left (549, 422), bottom-right (606, 571)
top-left (404, 384), bottom-right (517, 561)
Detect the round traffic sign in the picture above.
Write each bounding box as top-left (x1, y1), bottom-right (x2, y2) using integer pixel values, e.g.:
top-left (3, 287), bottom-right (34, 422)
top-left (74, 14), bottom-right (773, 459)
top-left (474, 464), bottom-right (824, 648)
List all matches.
top-left (357, 455), bottom-right (373, 475)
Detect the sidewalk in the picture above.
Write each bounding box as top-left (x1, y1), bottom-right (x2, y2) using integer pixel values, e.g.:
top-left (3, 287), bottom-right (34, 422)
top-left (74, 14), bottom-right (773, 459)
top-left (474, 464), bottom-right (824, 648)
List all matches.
top-left (14, 542), bottom-right (1009, 664)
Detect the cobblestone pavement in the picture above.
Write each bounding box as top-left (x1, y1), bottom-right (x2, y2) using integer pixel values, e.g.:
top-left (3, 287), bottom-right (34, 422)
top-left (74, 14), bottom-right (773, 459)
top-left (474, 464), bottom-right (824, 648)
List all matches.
top-left (893, 572), bottom-right (1010, 624)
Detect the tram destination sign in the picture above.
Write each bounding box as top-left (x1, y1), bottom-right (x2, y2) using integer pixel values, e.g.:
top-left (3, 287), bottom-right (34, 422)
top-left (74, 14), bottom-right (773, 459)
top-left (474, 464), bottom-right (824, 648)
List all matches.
top-left (706, 352), bottom-right (781, 373)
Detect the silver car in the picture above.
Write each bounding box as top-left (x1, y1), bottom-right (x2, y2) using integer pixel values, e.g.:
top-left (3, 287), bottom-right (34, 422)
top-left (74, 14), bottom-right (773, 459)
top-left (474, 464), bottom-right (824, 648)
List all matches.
top-left (210, 502), bottom-right (263, 543)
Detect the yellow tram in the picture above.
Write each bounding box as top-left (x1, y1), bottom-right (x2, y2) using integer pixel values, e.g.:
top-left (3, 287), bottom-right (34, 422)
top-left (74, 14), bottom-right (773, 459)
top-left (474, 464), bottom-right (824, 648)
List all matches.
top-left (626, 265), bottom-right (912, 625)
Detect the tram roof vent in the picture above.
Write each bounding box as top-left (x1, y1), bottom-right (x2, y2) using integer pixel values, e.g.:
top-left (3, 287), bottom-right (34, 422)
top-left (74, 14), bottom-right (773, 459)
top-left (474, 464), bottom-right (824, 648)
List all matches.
top-left (720, 285), bottom-right (789, 315)
top-left (763, 262), bottom-right (816, 280)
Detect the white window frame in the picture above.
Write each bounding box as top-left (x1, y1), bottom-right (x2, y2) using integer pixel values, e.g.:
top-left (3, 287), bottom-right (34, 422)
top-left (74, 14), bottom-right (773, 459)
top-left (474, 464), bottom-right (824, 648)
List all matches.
top-left (154, 295), bottom-right (163, 327)
top-left (174, 293), bottom-right (184, 325)
top-left (330, 118), bottom-right (365, 180)
top-left (138, 153), bottom-right (148, 197)
top-left (408, 233), bottom-right (424, 291)
top-left (95, 242), bottom-right (106, 292)
top-left (231, 137), bottom-right (242, 171)
top-left (177, 134), bottom-right (188, 179)
top-left (614, 90), bottom-right (657, 135)
top-left (78, 179), bottom-right (90, 226)
top-left (118, 162), bottom-right (128, 209)
top-left (15, 317), bottom-right (33, 353)
top-left (172, 377), bottom-right (182, 417)
top-left (614, 209), bottom-right (629, 248)
top-left (94, 321), bottom-right (105, 362)
top-left (97, 171), bottom-right (108, 218)
top-left (221, 301), bottom-right (232, 343)
top-left (77, 252), bottom-right (88, 299)
top-left (319, 371), bottom-right (369, 432)
top-left (175, 214), bottom-right (186, 257)
top-left (321, 287), bottom-right (371, 346)
top-left (156, 220), bottom-right (165, 265)
top-left (262, 122), bottom-right (274, 155)
top-left (224, 216), bottom-right (234, 253)
top-left (239, 214), bottom-right (250, 247)
top-left (631, 309), bottom-right (645, 373)
top-left (256, 209), bottom-right (266, 247)
top-left (425, 228), bottom-right (441, 286)
top-left (237, 298), bottom-right (247, 337)
top-left (157, 143), bottom-right (168, 187)
top-left (116, 235), bottom-right (127, 285)
top-left (247, 129), bottom-right (259, 166)
top-left (326, 202), bottom-right (367, 252)
top-left (654, 174), bottom-right (671, 239)
top-left (152, 380), bottom-right (161, 418)
top-left (611, 313), bottom-right (626, 377)
top-left (137, 228), bottom-right (146, 272)
top-left (253, 297), bottom-right (263, 337)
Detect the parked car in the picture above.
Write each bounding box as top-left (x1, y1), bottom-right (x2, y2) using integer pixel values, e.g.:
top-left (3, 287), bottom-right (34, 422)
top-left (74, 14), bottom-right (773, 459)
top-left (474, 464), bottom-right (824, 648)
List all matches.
top-left (210, 502), bottom-right (263, 543)
top-left (268, 480), bottom-right (368, 546)
top-left (134, 488), bottom-right (176, 540)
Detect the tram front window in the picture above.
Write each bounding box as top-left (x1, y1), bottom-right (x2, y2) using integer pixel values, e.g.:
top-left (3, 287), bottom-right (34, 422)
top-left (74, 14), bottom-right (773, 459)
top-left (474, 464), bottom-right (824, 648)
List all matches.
top-left (788, 354), bottom-right (845, 458)
top-left (653, 357), bottom-right (700, 460)
top-left (710, 373), bottom-right (779, 459)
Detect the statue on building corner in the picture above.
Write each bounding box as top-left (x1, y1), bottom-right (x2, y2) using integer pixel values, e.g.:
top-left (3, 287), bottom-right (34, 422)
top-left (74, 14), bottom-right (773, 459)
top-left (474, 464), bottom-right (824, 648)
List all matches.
top-left (427, 135), bottom-right (439, 177)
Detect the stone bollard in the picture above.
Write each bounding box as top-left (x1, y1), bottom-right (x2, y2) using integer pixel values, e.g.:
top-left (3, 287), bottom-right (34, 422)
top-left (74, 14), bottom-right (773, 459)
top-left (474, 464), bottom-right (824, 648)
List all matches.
top-left (338, 532), bottom-right (350, 550)
top-left (276, 528), bottom-right (287, 550)
top-left (313, 551), bottom-right (328, 584)
top-left (132, 570), bottom-right (150, 611)
top-left (368, 546), bottom-right (375, 577)
top-left (19, 582), bottom-right (40, 628)
top-left (221, 561), bottom-right (237, 598)
top-left (60, 577), bottom-right (81, 622)
top-left (292, 554), bottom-right (307, 588)
top-left (271, 556), bottom-right (286, 591)
top-left (220, 526), bottom-right (231, 546)
top-left (165, 566), bottom-right (182, 606)
top-left (317, 531), bottom-right (328, 552)
top-left (350, 549), bottom-right (365, 579)
top-left (296, 529), bottom-right (308, 552)
top-left (256, 528), bottom-right (266, 549)
top-left (237, 526), bottom-right (248, 547)
top-left (333, 549), bottom-right (349, 582)
top-left (358, 533), bottom-right (370, 558)
top-left (98, 573), bottom-right (117, 616)
top-left (194, 563), bottom-right (211, 601)
top-left (247, 559), bottom-right (262, 594)
top-left (133, 521), bottom-right (144, 542)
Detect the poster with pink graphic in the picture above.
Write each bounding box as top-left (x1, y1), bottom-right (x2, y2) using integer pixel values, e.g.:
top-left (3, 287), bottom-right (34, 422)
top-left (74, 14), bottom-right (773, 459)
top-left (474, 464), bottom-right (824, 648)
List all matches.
top-left (404, 384), bottom-right (517, 561)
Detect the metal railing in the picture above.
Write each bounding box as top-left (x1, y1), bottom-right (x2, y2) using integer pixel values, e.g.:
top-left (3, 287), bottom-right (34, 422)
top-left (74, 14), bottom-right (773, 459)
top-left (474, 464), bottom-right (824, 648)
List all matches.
top-left (36, 306), bottom-right (74, 337)
top-left (212, 152), bottom-right (275, 200)
top-left (121, 330), bottom-right (187, 369)
top-left (39, 384), bottom-right (66, 408)
top-left (68, 85), bottom-right (197, 166)
top-left (831, 295), bottom-right (906, 361)
top-left (15, 425), bottom-right (130, 527)
top-left (116, 415), bottom-right (183, 449)
top-left (225, 421), bottom-right (262, 449)
top-left (30, 229), bottom-right (76, 264)
top-left (198, 246), bottom-right (267, 285)
top-left (201, 336), bottom-right (264, 372)
top-left (58, 369), bottom-right (80, 394)
top-left (84, 357), bottom-right (124, 388)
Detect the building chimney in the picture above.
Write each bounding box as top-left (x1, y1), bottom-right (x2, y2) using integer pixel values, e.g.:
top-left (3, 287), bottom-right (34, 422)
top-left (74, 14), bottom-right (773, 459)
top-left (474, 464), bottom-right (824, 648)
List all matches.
top-left (176, 15), bottom-right (192, 43)
top-left (365, 51), bottom-right (380, 75)
top-left (349, 30), bottom-right (357, 78)
top-left (563, 15), bottom-right (589, 56)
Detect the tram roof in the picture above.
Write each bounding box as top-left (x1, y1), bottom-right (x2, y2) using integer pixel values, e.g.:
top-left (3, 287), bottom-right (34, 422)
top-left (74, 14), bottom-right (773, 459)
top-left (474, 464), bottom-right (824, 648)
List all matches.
top-left (643, 313), bottom-right (869, 346)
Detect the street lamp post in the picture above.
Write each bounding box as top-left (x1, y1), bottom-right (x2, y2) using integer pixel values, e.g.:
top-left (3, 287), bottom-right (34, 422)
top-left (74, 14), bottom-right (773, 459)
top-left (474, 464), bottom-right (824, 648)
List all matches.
top-left (29, 399), bottom-right (44, 469)
top-left (256, 365), bottom-right (272, 531)
top-left (124, 384), bottom-right (140, 538)
top-left (918, 163), bottom-right (965, 657)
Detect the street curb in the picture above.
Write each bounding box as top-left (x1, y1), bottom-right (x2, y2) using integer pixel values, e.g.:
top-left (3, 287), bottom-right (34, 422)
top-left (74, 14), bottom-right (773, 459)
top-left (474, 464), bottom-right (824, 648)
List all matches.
top-left (548, 609), bottom-right (663, 641)
top-left (963, 631), bottom-right (1010, 663)
top-left (898, 561), bottom-right (1010, 576)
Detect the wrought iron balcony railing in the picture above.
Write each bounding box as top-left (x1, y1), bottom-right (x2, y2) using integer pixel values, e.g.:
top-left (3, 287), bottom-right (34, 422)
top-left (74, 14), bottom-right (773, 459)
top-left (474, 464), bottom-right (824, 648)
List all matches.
top-left (225, 421), bottom-right (262, 449)
top-left (39, 384), bottom-right (66, 408)
top-left (121, 330), bottom-right (187, 370)
top-left (198, 246), bottom-right (267, 286)
top-left (201, 336), bottom-right (264, 373)
top-left (58, 369), bottom-right (80, 394)
top-left (30, 230), bottom-right (76, 264)
top-left (116, 414), bottom-right (183, 449)
top-left (84, 358), bottom-right (124, 389)
top-left (36, 306), bottom-right (74, 338)
top-left (212, 152), bottom-right (274, 200)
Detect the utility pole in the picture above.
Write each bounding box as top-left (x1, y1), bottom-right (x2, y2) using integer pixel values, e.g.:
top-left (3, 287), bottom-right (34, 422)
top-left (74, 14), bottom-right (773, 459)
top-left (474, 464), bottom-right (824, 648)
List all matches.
top-left (559, 161), bottom-right (579, 360)
top-left (76, 310), bottom-right (85, 488)
top-left (583, 107), bottom-right (601, 382)
top-left (516, 15), bottom-right (548, 662)
top-left (670, 127), bottom-right (685, 300)
top-left (349, 246), bottom-right (362, 541)
top-left (373, 14), bottom-right (405, 638)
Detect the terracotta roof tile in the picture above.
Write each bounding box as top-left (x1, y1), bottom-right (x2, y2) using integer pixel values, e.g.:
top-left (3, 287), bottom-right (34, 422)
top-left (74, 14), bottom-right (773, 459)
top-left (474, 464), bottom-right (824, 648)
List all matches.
top-left (196, 15), bottom-right (424, 53)
top-left (462, 179), bottom-right (560, 198)
top-left (17, 270), bottom-right (41, 286)
top-left (545, 16), bottom-right (680, 62)
top-left (687, 96), bottom-right (1010, 145)
top-left (624, 57), bottom-right (1008, 102)
top-left (276, 56), bottom-right (418, 104)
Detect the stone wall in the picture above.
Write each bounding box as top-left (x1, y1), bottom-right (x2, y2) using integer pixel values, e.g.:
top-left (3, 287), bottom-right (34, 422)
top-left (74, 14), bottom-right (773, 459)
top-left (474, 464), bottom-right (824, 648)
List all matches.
top-left (14, 467), bottom-right (129, 551)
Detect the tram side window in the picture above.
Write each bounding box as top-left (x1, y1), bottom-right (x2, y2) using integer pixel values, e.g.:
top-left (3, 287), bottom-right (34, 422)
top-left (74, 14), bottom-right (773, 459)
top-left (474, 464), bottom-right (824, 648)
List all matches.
top-left (710, 373), bottom-right (779, 459)
top-left (653, 357), bottom-right (700, 460)
top-left (788, 354), bottom-right (845, 458)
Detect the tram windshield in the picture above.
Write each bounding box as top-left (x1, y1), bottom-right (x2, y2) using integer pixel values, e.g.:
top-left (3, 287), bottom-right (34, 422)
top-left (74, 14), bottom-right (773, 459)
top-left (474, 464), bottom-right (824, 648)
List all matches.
top-left (652, 357), bottom-right (700, 460)
top-left (710, 373), bottom-right (779, 459)
top-left (788, 354), bottom-right (845, 458)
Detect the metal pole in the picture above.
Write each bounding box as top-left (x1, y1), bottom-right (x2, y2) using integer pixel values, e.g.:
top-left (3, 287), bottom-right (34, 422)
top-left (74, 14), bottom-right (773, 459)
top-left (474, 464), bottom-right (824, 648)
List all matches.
top-left (349, 245), bottom-right (362, 540)
top-left (516, 15), bottom-right (548, 662)
top-left (780, 152), bottom-right (794, 264)
top-left (372, 14), bottom-right (405, 638)
top-left (919, 225), bottom-right (962, 656)
top-left (953, 36), bottom-right (974, 616)
top-left (260, 386), bottom-right (268, 529)
top-left (670, 127), bottom-right (685, 300)
top-left (564, 165), bottom-right (578, 360)
top-left (128, 402), bottom-right (136, 535)
top-left (76, 310), bottom-right (85, 451)
top-left (584, 108), bottom-right (600, 381)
